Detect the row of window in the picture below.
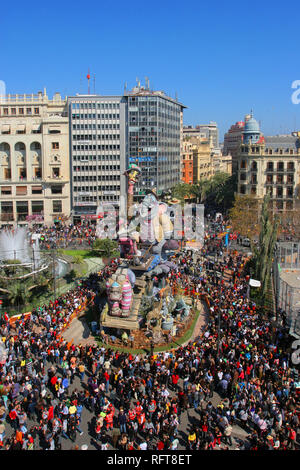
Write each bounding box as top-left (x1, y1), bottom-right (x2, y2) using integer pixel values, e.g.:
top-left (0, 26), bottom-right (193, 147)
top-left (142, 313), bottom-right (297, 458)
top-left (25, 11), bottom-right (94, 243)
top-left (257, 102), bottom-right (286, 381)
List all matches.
top-left (73, 165), bottom-right (120, 172)
top-left (0, 200), bottom-right (62, 221)
top-left (240, 173), bottom-right (294, 184)
top-left (72, 123), bottom-right (120, 130)
top-left (1, 107), bottom-right (40, 116)
top-left (3, 166), bottom-right (61, 180)
top-left (72, 114), bottom-right (120, 120)
top-left (239, 185), bottom-right (294, 198)
top-left (71, 102), bottom-right (120, 110)
top-left (241, 146), bottom-right (296, 155)
top-left (72, 134), bottom-right (120, 141)
top-left (74, 195), bottom-right (119, 202)
top-left (73, 155), bottom-right (119, 161)
top-left (240, 160), bottom-right (295, 171)
top-left (0, 185), bottom-right (62, 196)
top-left (74, 175), bottom-right (119, 182)
top-left (72, 144), bottom-right (120, 151)
top-left (74, 186), bottom-right (120, 192)
top-left (0, 141), bottom-right (59, 150)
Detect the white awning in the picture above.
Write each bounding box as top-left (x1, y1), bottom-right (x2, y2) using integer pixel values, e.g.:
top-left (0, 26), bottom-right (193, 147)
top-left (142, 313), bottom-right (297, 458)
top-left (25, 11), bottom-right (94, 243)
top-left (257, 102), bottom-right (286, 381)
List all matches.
top-left (2, 124), bottom-right (10, 132)
top-left (32, 123), bottom-right (41, 131)
top-left (17, 124), bottom-right (26, 132)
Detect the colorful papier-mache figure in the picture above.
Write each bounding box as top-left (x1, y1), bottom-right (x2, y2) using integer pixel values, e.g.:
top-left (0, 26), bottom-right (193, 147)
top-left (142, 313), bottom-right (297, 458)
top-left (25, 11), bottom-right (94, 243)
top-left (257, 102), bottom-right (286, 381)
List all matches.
top-left (106, 267), bottom-right (133, 318)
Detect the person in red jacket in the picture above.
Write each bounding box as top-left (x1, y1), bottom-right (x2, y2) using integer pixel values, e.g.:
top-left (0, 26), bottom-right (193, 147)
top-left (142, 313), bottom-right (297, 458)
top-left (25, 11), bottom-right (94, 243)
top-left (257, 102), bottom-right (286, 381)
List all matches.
top-left (171, 373), bottom-right (180, 392)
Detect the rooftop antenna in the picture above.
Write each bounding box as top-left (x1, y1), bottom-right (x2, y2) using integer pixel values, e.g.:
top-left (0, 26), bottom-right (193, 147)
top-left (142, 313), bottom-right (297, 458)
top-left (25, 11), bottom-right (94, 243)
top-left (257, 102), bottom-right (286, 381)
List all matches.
top-left (124, 82), bottom-right (127, 93)
top-left (93, 74), bottom-right (96, 94)
top-left (145, 76), bottom-right (149, 89)
top-left (87, 69), bottom-right (91, 95)
top-left (136, 77), bottom-right (140, 88)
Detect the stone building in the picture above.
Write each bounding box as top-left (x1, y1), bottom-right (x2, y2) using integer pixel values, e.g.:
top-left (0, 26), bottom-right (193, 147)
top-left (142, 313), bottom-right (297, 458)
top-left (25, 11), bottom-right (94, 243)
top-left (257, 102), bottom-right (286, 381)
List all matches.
top-left (237, 114), bottom-right (300, 213)
top-left (0, 90), bottom-right (70, 227)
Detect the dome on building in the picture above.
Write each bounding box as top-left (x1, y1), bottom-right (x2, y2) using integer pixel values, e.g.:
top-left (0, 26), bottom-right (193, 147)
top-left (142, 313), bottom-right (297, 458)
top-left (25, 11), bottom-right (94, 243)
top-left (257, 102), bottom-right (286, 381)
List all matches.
top-left (243, 112), bottom-right (261, 144)
top-left (244, 115), bottom-right (260, 134)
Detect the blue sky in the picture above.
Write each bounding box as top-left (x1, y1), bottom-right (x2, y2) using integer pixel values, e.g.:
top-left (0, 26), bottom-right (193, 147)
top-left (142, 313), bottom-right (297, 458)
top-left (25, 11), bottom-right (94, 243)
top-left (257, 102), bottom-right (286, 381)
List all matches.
top-left (1, 0), bottom-right (300, 141)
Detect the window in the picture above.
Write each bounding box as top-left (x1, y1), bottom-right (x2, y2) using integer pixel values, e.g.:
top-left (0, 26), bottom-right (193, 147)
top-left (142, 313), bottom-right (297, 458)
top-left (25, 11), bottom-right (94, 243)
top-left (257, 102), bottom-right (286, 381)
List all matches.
top-left (51, 185), bottom-right (63, 194)
top-left (53, 200), bottom-right (62, 213)
top-left (52, 168), bottom-right (60, 178)
top-left (52, 142), bottom-right (59, 149)
top-left (1, 201), bottom-right (13, 221)
top-left (277, 162), bottom-right (284, 172)
top-left (4, 168), bottom-right (11, 179)
top-left (277, 174), bottom-right (283, 184)
top-left (32, 186), bottom-right (43, 194)
top-left (1, 186), bottom-right (11, 195)
top-left (34, 168), bottom-right (42, 179)
top-left (19, 169), bottom-right (27, 180)
top-left (31, 200), bottom-right (44, 214)
top-left (34, 107), bottom-right (39, 115)
top-left (11, 108), bottom-right (16, 115)
top-left (3, 108), bottom-right (8, 115)
top-left (16, 186), bottom-right (27, 196)
top-left (26, 108), bottom-right (32, 115)
top-left (267, 162), bottom-right (273, 171)
top-left (16, 201), bottom-right (28, 221)
top-left (18, 108), bottom-right (24, 115)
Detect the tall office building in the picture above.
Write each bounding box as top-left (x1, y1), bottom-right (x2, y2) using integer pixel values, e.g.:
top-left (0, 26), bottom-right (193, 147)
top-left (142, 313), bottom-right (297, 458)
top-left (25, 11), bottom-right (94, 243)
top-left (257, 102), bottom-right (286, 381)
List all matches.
top-left (68, 95), bottom-right (127, 222)
top-left (69, 83), bottom-right (185, 220)
top-left (126, 84), bottom-right (185, 199)
top-left (0, 90), bottom-right (70, 227)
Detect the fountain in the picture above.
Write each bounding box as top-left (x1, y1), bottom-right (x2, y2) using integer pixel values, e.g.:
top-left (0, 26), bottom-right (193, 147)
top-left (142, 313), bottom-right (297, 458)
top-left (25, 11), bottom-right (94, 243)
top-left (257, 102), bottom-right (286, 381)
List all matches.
top-left (0, 227), bottom-right (31, 264)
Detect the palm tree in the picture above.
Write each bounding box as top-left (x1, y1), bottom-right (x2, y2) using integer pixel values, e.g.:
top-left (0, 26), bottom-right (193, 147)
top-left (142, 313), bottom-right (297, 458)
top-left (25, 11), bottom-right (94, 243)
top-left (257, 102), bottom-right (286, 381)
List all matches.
top-left (7, 281), bottom-right (31, 307)
top-left (252, 195), bottom-right (279, 304)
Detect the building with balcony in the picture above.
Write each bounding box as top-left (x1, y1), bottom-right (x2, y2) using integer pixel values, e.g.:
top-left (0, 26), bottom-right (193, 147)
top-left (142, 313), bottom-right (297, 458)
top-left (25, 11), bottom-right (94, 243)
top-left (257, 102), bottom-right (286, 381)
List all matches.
top-left (223, 118), bottom-right (247, 172)
top-left (0, 90), bottom-right (70, 227)
top-left (183, 122), bottom-right (219, 150)
top-left (236, 114), bottom-right (300, 213)
top-left (181, 140), bottom-right (194, 184)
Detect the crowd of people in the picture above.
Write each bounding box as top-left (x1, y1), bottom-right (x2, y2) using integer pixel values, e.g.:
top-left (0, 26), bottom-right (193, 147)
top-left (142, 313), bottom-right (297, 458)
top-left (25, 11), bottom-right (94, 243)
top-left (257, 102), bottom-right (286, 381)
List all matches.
top-left (0, 217), bottom-right (299, 451)
top-left (30, 222), bottom-right (98, 250)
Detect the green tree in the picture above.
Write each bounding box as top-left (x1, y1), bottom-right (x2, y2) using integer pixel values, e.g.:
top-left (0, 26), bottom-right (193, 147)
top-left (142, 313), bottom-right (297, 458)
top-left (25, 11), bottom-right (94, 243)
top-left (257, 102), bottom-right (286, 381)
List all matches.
top-left (190, 179), bottom-right (211, 203)
top-left (7, 281), bottom-right (31, 307)
top-left (229, 194), bottom-right (260, 237)
top-left (93, 238), bottom-right (120, 258)
top-left (171, 182), bottom-right (193, 205)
